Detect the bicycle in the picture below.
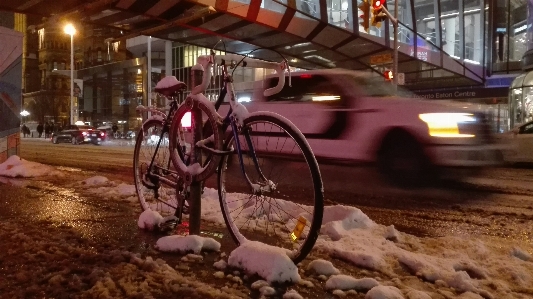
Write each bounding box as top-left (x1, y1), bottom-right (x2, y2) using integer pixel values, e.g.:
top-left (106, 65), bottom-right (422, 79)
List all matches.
top-left (134, 48), bottom-right (324, 264)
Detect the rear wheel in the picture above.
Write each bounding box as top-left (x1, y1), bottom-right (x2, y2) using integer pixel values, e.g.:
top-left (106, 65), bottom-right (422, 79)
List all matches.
top-left (217, 112), bottom-right (323, 264)
top-left (52, 136), bottom-right (58, 144)
top-left (133, 119), bottom-right (181, 218)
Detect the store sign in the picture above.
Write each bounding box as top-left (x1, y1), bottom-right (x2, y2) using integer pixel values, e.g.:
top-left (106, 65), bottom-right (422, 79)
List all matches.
top-left (369, 53), bottom-right (393, 65)
top-left (413, 87), bottom-right (509, 100)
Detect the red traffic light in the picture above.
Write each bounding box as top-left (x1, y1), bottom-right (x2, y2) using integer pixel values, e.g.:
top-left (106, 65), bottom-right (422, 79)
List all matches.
top-left (384, 70), bottom-right (393, 81)
top-left (372, 0), bottom-right (383, 10)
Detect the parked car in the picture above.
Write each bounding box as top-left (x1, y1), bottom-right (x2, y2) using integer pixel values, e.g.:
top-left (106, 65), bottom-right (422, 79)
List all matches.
top-left (227, 69), bottom-right (504, 185)
top-left (497, 120), bottom-right (533, 163)
top-left (51, 125), bottom-right (105, 145)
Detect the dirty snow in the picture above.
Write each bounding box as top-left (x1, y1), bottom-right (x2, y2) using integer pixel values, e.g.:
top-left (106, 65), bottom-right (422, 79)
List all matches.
top-left (1, 160), bottom-right (533, 298)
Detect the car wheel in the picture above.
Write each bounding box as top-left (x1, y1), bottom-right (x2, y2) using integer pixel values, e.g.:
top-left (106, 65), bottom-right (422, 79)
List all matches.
top-left (377, 131), bottom-right (434, 187)
top-left (71, 136), bottom-right (78, 145)
top-left (52, 136), bottom-right (59, 144)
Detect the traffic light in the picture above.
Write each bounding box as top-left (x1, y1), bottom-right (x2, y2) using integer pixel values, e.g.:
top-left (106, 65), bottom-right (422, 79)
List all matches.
top-left (358, 0), bottom-right (370, 33)
top-left (371, 0), bottom-right (387, 28)
top-left (384, 69), bottom-right (393, 81)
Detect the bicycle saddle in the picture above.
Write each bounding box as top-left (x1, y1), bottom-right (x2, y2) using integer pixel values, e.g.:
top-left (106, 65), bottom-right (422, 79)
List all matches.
top-left (154, 76), bottom-right (187, 97)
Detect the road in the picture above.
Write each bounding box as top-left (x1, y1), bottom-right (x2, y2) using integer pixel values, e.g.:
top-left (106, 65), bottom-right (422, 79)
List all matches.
top-left (1, 137), bottom-right (532, 298)
top-left (19, 138), bottom-right (533, 242)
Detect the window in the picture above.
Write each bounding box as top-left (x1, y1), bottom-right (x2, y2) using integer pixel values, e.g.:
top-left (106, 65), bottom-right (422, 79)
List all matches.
top-left (265, 75), bottom-right (342, 103)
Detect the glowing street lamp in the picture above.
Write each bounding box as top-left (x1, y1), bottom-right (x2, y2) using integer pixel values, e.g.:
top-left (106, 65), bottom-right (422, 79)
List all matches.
top-left (64, 23), bottom-right (76, 125)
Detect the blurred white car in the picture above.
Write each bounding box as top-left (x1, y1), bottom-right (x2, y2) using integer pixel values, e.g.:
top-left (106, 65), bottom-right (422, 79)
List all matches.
top-left (497, 120), bottom-right (533, 163)
top-left (228, 69), bottom-right (503, 185)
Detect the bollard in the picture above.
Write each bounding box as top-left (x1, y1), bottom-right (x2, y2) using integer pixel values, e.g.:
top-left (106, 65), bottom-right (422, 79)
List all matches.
top-left (188, 64), bottom-right (204, 236)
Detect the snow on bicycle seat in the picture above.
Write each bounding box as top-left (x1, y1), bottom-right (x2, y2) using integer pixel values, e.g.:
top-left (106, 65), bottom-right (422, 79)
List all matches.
top-left (154, 76), bottom-right (187, 96)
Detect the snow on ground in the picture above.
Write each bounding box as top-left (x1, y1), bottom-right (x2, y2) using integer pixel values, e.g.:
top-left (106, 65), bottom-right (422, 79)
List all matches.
top-left (1, 158), bottom-right (533, 298)
top-left (0, 155), bottom-right (62, 178)
top-left (156, 234), bottom-right (221, 254)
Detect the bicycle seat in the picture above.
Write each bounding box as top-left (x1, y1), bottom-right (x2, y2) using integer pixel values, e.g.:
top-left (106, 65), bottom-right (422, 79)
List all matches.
top-left (154, 76), bottom-right (187, 97)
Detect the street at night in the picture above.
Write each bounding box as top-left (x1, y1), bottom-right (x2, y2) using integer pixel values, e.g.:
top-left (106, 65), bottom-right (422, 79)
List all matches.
top-left (0, 138), bottom-right (531, 298)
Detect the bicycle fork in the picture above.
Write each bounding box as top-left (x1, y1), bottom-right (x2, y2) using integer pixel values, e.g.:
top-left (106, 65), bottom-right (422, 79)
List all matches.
top-left (230, 121), bottom-right (275, 195)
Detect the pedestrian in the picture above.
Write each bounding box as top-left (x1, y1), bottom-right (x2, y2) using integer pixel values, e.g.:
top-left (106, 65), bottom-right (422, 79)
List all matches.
top-left (112, 123), bottom-right (118, 139)
top-left (44, 122), bottom-right (50, 138)
top-left (21, 124), bottom-right (29, 137)
top-left (37, 123), bottom-right (43, 138)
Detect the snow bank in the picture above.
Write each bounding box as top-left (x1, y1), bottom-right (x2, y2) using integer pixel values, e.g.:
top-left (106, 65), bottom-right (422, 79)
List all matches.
top-left (0, 155), bottom-right (59, 177)
top-left (228, 241), bottom-right (300, 283)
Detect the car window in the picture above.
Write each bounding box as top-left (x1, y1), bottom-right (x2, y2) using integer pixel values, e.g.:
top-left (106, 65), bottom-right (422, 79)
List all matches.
top-left (265, 75), bottom-right (343, 104)
top-left (520, 122), bottom-right (533, 134)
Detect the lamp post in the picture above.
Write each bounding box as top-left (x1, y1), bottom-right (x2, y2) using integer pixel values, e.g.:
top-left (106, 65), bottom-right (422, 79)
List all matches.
top-left (64, 24), bottom-right (76, 125)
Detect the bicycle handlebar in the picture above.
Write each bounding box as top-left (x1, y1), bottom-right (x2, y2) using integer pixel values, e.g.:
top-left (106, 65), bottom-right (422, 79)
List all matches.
top-left (193, 53), bottom-right (289, 97)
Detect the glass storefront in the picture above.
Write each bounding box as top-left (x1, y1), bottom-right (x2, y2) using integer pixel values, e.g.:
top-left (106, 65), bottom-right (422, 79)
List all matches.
top-left (509, 72), bottom-right (533, 129)
top-left (77, 58), bottom-right (146, 134)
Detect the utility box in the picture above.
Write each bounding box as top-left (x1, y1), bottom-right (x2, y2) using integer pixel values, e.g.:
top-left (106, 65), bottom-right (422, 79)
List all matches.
top-left (0, 26), bottom-right (23, 164)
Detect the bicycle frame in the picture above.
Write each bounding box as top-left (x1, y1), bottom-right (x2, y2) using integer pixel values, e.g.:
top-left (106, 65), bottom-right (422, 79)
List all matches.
top-left (137, 98), bottom-right (180, 191)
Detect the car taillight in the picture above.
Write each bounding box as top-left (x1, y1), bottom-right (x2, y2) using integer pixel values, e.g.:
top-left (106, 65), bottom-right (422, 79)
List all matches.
top-left (181, 111), bottom-right (191, 128)
top-left (100, 132), bottom-right (105, 137)
top-left (82, 132), bottom-right (87, 136)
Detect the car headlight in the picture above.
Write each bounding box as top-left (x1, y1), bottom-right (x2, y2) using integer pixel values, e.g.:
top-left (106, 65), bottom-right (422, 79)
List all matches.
top-left (419, 113), bottom-right (476, 138)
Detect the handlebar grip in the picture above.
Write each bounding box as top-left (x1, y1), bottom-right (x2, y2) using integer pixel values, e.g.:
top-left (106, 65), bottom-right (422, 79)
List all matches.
top-left (263, 64), bottom-right (286, 97)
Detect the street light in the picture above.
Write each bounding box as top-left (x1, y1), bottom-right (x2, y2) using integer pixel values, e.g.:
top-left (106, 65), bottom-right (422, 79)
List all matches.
top-left (64, 23), bottom-right (76, 125)
top-left (20, 110), bottom-right (30, 123)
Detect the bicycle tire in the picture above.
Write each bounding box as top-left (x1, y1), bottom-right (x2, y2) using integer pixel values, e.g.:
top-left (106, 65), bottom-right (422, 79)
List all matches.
top-left (169, 97), bottom-right (222, 183)
top-left (133, 119), bottom-right (179, 217)
top-left (217, 112), bottom-right (324, 264)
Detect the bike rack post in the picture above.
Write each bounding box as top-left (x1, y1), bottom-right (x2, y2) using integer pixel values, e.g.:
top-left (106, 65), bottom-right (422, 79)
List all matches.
top-left (189, 65), bottom-right (203, 235)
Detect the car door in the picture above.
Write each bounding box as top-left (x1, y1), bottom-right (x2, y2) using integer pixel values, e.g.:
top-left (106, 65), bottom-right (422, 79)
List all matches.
top-left (515, 121), bottom-right (533, 162)
top-left (247, 74), bottom-right (351, 158)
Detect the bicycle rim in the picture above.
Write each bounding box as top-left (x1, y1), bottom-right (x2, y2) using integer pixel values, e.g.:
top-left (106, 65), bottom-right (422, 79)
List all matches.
top-left (133, 119), bottom-right (178, 217)
top-left (218, 112), bottom-right (324, 264)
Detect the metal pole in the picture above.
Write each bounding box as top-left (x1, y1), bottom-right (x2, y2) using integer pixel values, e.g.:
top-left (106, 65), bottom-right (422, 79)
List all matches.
top-left (70, 34), bottom-right (74, 125)
top-left (189, 67), bottom-right (203, 236)
top-left (393, 0), bottom-right (398, 93)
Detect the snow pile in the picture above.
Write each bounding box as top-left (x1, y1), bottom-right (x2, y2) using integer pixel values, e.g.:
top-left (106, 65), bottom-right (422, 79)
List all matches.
top-left (82, 176), bottom-right (109, 185)
top-left (138, 209), bottom-right (163, 230)
top-left (366, 285), bottom-right (404, 299)
top-left (228, 241), bottom-right (300, 283)
top-left (306, 259), bottom-right (340, 276)
top-left (0, 155), bottom-right (60, 177)
top-left (325, 275), bottom-right (379, 291)
top-left (156, 235), bottom-right (221, 254)
top-left (77, 176), bottom-right (138, 201)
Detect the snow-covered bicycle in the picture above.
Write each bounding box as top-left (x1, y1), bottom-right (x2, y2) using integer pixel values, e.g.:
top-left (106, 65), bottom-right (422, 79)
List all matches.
top-left (134, 47), bottom-right (324, 263)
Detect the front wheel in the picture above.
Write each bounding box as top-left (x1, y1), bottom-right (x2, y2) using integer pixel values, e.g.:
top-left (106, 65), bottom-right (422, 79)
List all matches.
top-left (217, 112), bottom-right (324, 264)
top-left (71, 136), bottom-right (78, 145)
top-left (133, 119), bottom-right (180, 218)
